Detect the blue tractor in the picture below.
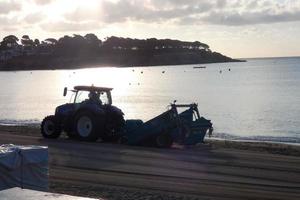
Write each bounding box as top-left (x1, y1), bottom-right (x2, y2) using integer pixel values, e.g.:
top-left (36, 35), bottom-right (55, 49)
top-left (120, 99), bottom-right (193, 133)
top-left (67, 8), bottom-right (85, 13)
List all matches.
top-left (41, 86), bottom-right (125, 142)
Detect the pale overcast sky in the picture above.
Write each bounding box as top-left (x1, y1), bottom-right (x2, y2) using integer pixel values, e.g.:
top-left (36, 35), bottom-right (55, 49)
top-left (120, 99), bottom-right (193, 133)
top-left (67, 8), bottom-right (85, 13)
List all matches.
top-left (1, 0), bottom-right (300, 58)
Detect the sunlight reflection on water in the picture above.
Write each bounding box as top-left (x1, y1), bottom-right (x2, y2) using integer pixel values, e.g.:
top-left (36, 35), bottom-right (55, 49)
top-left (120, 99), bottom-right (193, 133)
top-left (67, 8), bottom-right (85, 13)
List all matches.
top-left (0, 57), bottom-right (300, 142)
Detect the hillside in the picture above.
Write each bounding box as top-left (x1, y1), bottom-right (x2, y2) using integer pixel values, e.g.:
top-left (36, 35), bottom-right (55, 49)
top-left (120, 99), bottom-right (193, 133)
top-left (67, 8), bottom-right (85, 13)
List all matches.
top-left (0, 34), bottom-right (244, 70)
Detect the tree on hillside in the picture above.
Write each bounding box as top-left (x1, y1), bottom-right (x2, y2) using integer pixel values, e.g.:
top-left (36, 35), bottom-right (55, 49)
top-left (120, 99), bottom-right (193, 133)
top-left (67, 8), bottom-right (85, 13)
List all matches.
top-left (102, 36), bottom-right (121, 49)
top-left (21, 35), bottom-right (34, 47)
top-left (84, 33), bottom-right (101, 45)
top-left (57, 35), bottom-right (72, 45)
top-left (44, 38), bottom-right (58, 45)
top-left (34, 39), bottom-right (40, 46)
top-left (193, 41), bottom-right (209, 50)
top-left (84, 33), bottom-right (102, 53)
top-left (55, 35), bottom-right (88, 56)
top-left (72, 34), bottom-right (87, 47)
top-left (0, 35), bottom-right (19, 49)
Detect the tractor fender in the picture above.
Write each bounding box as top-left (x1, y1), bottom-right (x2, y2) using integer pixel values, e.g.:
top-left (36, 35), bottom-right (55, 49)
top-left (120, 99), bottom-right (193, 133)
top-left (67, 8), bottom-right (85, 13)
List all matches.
top-left (107, 105), bottom-right (124, 116)
top-left (74, 104), bottom-right (106, 118)
top-left (55, 103), bottom-right (75, 116)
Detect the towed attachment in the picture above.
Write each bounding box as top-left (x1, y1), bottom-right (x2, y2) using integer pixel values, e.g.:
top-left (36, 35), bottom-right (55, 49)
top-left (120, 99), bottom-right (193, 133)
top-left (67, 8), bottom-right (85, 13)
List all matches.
top-left (122, 103), bottom-right (213, 147)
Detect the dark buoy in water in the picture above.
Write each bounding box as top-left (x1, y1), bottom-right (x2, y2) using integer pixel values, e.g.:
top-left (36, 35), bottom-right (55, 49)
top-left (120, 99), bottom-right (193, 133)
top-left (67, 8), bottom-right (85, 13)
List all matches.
top-left (228, 68), bottom-right (231, 71)
top-left (162, 71), bottom-right (165, 74)
top-left (129, 83), bottom-right (131, 85)
top-left (141, 71), bottom-right (143, 74)
top-left (138, 83), bottom-right (140, 85)
top-left (219, 70), bottom-right (222, 73)
top-left (132, 69), bottom-right (135, 72)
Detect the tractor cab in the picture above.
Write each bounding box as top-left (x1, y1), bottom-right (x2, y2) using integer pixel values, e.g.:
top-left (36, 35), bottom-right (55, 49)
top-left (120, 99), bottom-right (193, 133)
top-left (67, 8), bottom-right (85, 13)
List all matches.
top-left (64, 86), bottom-right (113, 105)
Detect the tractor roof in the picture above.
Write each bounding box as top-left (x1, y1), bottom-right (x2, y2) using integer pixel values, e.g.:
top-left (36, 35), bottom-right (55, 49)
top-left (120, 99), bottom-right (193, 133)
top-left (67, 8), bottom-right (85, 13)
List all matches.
top-left (74, 85), bottom-right (113, 92)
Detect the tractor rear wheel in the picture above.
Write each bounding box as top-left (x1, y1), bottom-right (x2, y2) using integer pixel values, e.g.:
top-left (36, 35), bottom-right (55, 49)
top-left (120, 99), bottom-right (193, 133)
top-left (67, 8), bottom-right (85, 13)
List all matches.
top-left (74, 111), bottom-right (102, 141)
top-left (41, 115), bottom-right (62, 139)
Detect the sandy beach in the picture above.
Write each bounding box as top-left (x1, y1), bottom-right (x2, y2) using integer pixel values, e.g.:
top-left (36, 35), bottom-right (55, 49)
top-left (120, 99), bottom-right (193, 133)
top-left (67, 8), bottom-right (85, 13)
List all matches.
top-left (1, 125), bottom-right (300, 200)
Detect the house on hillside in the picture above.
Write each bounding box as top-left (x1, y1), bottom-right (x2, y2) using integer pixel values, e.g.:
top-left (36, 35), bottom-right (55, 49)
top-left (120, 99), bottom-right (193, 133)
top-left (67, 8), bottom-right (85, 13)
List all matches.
top-left (0, 43), bottom-right (53, 62)
top-left (0, 45), bottom-right (22, 62)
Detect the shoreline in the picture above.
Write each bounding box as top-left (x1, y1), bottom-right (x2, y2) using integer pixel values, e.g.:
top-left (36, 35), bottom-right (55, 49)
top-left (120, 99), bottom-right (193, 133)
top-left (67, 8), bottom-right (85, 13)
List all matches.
top-left (0, 59), bottom-right (245, 72)
top-left (205, 138), bottom-right (300, 156)
top-left (1, 124), bottom-right (299, 156)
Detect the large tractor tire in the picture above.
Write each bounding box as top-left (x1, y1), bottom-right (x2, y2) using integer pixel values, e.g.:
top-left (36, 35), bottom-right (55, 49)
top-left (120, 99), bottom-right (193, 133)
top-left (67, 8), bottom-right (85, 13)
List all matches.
top-left (155, 133), bottom-right (173, 148)
top-left (41, 115), bottom-right (62, 139)
top-left (74, 111), bottom-right (102, 142)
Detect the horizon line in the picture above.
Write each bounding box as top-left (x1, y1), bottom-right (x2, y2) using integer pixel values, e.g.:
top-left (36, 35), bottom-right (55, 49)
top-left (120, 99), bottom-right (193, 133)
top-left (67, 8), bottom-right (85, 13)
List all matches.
top-left (236, 55), bottom-right (300, 60)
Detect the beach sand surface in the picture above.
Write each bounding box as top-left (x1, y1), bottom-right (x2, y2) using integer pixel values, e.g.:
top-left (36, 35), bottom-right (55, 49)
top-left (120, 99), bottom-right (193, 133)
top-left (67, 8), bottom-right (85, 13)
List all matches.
top-left (0, 126), bottom-right (300, 200)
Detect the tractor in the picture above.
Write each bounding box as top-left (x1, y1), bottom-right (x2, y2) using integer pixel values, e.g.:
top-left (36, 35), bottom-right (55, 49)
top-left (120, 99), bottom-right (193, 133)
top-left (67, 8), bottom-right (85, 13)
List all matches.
top-left (41, 86), bottom-right (125, 142)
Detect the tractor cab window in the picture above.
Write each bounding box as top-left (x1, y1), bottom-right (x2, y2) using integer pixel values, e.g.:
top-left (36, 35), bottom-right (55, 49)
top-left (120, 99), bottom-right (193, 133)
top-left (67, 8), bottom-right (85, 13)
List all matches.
top-left (69, 92), bottom-right (76, 103)
top-left (74, 90), bottom-right (110, 105)
top-left (75, 91), bottom-right (90, 103)
top-left (100, 92), bottom-right (110, 105)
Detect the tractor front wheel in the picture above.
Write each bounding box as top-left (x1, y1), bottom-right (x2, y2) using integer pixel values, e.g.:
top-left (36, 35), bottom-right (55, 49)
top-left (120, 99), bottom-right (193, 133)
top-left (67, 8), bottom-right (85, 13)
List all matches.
top-left (41, 115), bottom-right (62, 139)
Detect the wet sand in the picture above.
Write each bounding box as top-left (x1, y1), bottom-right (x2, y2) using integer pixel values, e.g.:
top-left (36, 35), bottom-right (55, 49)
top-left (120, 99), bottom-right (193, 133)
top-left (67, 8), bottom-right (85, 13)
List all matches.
top-left (0, 125), bottom-right (300, 200)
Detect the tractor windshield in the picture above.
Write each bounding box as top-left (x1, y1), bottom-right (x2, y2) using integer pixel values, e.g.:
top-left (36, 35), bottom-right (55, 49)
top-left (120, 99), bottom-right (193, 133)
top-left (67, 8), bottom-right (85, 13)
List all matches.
top-left (74, 90), bottom-right (111, 105)
top-left (75, 91), bottom-right (90, 103)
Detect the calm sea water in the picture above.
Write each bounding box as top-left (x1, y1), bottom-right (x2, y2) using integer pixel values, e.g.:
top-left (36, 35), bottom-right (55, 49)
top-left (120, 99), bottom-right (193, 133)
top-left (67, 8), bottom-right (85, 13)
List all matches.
top-left (0, 57), bottom-right (299, 143)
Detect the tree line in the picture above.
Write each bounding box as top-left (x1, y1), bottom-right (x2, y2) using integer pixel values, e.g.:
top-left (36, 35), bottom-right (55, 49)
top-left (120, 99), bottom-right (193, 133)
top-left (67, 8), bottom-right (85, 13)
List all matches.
top-left (0, 34), bottom-right (241, 70)
top-left (0, 34), bottom-right (210, 56)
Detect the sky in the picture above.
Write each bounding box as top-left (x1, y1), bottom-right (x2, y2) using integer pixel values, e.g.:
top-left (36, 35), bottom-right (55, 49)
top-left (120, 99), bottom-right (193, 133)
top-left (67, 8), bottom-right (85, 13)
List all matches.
top-left (0, 0), bottom-right (300, 58)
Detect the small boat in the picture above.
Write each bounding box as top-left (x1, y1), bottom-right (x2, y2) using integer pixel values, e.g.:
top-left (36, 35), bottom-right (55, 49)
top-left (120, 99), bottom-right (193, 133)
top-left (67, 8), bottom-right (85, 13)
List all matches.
top-left (193, 66), bottom-right (206, 69)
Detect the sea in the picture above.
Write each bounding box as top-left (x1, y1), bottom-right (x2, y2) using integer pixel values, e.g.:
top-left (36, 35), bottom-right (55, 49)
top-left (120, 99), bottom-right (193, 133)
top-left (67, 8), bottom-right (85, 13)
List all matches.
top-left (0, 57), bottom-right (299, 143)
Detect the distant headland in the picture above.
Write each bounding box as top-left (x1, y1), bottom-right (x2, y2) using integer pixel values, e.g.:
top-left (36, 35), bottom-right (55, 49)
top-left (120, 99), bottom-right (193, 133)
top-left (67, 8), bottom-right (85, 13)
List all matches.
top-left (0, 34), bottom-right (245, 71)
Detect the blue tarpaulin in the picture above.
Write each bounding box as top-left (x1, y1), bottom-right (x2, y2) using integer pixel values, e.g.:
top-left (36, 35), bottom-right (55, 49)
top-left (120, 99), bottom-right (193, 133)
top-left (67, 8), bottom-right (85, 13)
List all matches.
top-left (0, 144), bottom-right (48, 191)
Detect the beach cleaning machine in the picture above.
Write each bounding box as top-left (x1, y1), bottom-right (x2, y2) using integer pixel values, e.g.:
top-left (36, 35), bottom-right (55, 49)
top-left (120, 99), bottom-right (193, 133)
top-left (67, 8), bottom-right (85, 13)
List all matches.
top-left (41, 86), bottom-right (213, 147)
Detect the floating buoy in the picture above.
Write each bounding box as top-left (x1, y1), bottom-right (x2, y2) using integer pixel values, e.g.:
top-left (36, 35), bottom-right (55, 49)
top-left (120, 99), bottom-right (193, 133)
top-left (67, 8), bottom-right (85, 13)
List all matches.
top-left (228, 68), bottom-right (231, 71)
top-left (219, 70), bottom-right (222, 73)
top-left (162, 71), bottom-right (165, 73)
